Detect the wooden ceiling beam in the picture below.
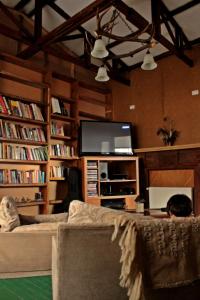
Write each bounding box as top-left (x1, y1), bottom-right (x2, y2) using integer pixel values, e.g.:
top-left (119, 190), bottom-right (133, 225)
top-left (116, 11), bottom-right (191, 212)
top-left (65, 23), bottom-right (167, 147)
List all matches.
top-left (0, 22), bottom-right (31, 44)
top-left (14, 0), bottom-right (31, 10)
top-left (160, 1), bottom-right (191, 48)
top-left (0, 1), bottom-right (33, 40)
top-left (114, 0), bottom-right (193, 67)
top-left (17, 0), bottom-right (113, 59)
top-left (34, 0), bottom-right (42, 41)
top-left (56, 34), bottom-right (84, 43)
top-left (151, 0), bottom-right (161, 38)
top-left (28, 0), bottom-right (56, 18)
top-left (170, 0), bottom-right (200, 16)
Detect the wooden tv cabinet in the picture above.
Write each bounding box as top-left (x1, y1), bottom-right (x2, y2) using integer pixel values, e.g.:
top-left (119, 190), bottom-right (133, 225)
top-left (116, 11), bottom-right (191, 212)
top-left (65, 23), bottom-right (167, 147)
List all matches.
top-left (81, 156), bottom-right (139, 210)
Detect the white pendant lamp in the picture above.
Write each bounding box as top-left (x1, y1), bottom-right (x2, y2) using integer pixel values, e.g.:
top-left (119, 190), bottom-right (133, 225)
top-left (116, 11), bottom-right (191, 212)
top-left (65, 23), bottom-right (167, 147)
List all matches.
top-left (95, 66), bottom-right (110, 82)
top-left (91, 38), bottom-right (109, 59)
top-left (141, 50), bottom-right (157, 70)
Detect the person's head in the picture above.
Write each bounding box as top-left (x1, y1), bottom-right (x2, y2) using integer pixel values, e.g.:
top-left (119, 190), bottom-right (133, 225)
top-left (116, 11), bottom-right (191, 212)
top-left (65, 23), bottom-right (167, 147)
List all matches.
top-left (166, 194), bottom-right (192, 217)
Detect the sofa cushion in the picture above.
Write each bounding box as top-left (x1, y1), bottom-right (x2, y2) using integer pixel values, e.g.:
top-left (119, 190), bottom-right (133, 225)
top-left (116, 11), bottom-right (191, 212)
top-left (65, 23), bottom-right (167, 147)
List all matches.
top-left (0, 196), bottom-right (20, 232)
top-left (68, 200), bottom-right (152, 225)
top-left (19, 212), bottom-right (68, 225)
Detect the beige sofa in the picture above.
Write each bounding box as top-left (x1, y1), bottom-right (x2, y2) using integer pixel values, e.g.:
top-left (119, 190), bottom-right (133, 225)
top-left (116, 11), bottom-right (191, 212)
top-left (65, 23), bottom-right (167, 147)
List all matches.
top-left (0, 212), bottom-right (68, 278)
top-left (51, 201), bottom-right (200, 300)
top-left (1, 199), bottom-right (200, 300)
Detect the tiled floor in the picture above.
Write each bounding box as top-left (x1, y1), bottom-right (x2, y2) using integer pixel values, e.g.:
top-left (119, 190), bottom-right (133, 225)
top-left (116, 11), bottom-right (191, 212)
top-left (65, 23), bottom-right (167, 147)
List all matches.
top-left (0, 275), bottom-right (52, 300)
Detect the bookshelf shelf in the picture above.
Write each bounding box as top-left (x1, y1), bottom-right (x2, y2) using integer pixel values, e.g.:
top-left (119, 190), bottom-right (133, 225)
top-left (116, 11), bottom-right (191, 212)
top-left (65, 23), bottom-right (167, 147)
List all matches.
top-left (0, 159), bottom-right (47, 164)
top-left (0, 138), bottom-right (47, 146)
top-left (52, 94), bottom-right (76, 104)
top-left (0, 183), bottom-right (47, 187)
top-left (49, 177), bottom-right (65, 181)
top-left (50, 135), bottom-right (72, 141)
top-left (51, 114), bottom-right (76, 123)
top-left (0, 92), bottom-right (46, 106)
top-left (50, 155), bottom-right (79, 161)
top-left (0, 113), bottom-right (47, 125)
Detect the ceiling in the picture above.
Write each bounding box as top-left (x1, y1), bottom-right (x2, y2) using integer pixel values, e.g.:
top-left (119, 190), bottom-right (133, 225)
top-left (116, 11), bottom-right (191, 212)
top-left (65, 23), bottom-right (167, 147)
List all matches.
top-left (0, 0), bottom-right (200, 84)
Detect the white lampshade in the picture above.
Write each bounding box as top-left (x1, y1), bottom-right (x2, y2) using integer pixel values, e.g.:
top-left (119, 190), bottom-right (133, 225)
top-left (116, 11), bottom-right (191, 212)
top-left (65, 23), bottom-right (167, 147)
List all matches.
top-left (141, 50), bottom-right (157, 70)
top-left (95, 66), bottom-right (110, 82)
top-left (91, 38), bottom-right (109, 58)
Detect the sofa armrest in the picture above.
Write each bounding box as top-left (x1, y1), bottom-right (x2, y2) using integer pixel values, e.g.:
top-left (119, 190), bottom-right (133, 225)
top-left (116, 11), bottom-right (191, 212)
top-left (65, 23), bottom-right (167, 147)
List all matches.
top-left (0, 232), bottom-right (55, 278)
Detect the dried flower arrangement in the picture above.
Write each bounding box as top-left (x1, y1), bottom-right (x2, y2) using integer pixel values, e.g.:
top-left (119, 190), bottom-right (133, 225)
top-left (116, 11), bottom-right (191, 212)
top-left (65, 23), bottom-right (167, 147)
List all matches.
top-left (157, 117), bottom-right (180, 146)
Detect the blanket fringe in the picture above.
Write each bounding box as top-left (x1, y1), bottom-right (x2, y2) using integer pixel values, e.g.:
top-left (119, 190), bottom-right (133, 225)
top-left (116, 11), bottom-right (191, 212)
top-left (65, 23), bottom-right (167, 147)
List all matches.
top-left (112, 216), bottom-right (143, 300)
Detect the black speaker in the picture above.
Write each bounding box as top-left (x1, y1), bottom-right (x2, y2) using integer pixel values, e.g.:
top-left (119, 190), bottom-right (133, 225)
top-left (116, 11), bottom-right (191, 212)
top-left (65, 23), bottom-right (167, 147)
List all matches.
top-left (100, 162), bottom-right (108, 180)
top-left (53, 167), bottom-right (82, 213)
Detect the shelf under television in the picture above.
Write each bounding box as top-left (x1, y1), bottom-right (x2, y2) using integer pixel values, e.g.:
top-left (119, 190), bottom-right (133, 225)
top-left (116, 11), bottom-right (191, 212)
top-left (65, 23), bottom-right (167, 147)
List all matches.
top-left (0, 113), bottom-right (47, 125)
top-left (100, 179), bottom-right (136, 183)
top-left (0, 159), bottom-right (47, 164)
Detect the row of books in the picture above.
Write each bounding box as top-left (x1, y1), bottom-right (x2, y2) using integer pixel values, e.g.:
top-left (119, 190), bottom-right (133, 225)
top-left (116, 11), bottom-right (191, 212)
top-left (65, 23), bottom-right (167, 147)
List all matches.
top-left (0, 169), bottom-right (46, 184)
top-left (50, 166), bottom-right (65, 178)
top-left (87, 161), bottom-right (98, 168)
top-left (87, 182), bottom-right (98, 196)
top-left (0, 144), bottom-right (48, 161)
top-left (51, 97), bottom-right (70, 116)
top-left (0, 95), bottom-right (44, 121)
top-left (0, 120), bottom-right (46, 142)
top-left (50, 144), bottom-right (74, 157)
top-left (51, 122), bottom-right (65, 136)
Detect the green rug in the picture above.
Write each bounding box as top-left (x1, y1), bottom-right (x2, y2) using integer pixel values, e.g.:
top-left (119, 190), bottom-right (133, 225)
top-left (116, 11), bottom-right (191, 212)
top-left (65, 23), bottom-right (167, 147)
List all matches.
top-left (0, 275), bottom-right (52, 300)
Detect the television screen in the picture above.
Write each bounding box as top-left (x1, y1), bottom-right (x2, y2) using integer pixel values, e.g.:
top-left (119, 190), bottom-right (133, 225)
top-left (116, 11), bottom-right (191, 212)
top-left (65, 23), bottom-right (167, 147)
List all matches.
top-left (79, 121), bottom-right (134, 156)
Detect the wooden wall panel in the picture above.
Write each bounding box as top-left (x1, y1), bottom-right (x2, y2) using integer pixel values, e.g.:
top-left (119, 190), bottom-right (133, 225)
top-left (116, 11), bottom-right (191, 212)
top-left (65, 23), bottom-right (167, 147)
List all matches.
top-left (112, 45), bottom-right (200, 149)
top-left (51, 78), bottom-right (71, 98)
top-left (149, 169), bottom-right (194, 187)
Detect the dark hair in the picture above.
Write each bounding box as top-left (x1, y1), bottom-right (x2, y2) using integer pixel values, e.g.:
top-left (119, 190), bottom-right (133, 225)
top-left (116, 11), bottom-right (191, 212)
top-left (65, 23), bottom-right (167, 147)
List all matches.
top-left (166, 194), bottom-right (192, 217)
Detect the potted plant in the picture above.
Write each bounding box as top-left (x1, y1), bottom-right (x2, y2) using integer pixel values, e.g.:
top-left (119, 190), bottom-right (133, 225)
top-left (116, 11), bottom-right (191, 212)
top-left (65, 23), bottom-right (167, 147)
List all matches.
top-left (157, 117), bottom-right (180, 146)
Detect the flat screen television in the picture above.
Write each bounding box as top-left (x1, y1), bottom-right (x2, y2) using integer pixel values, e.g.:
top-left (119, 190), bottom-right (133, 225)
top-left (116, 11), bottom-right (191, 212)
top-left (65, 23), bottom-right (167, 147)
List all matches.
top-left (79, 120), bottom-right (134, 156)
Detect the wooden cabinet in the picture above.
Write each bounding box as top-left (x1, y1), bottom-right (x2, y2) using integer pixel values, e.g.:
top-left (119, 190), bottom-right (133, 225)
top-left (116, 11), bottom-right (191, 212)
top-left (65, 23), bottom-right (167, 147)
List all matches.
top-left (81, 156), bottom-right (139, 209)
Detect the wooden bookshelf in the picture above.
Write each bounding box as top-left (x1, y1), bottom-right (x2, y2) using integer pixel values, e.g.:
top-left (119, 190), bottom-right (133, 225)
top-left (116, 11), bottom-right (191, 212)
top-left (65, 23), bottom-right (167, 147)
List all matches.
top-left (0, 58), bottom-right (113, 214)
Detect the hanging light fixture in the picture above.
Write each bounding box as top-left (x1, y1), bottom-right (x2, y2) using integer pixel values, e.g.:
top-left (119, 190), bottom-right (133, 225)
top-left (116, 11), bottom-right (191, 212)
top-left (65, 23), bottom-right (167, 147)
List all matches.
top-left (91, 38), bottom-right (109, 58)
top-left (141, 49), bottom-right (157, 70)
top-left (95, 65), bottom-right (110, 81)
top-left (87, 8), bottom-right (157, 81)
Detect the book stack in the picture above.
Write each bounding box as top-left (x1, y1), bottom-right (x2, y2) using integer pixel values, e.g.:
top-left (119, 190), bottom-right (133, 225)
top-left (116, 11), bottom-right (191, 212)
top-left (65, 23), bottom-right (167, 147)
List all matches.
top-left (50, 144), bottom-right (74, 157)
top-left (0, 169), bottom-right (46, 184)
top-left (50, 166), bottom-right (65, 178)
top-left (0, 95), bottom-right (44, 121)
top-left (51, 122), bottom-right (64, 136)
top-left (87, 182), bottom-right (98, 197)
top-left (0, 144), bottom-right (48, 161)
top-left (51, 97), bottom-right (70, 116)
top-left (87, 161), bottom-right (98, 196)
top-left (0, 120), bottom-right (46, 141)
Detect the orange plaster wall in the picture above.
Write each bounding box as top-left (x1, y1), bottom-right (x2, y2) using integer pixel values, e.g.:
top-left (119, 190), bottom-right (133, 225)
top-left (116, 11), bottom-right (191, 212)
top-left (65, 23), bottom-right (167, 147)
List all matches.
top-left (111, 45), bottom-right (200, 148)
